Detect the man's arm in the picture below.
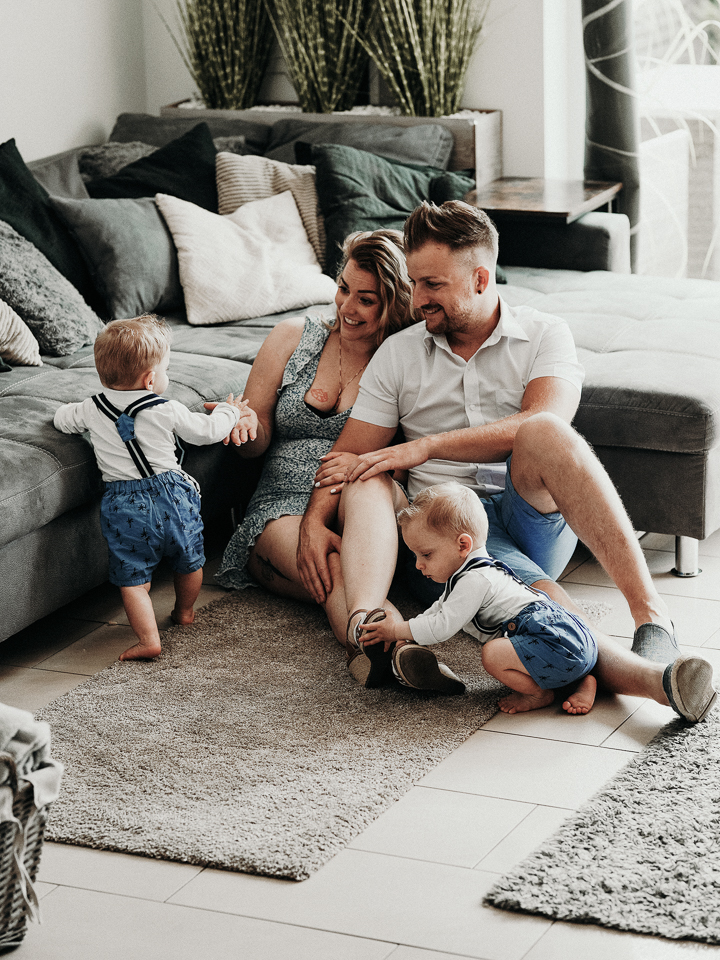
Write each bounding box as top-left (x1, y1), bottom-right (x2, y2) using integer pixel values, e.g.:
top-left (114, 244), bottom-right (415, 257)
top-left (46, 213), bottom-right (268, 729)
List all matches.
top-left (344, 376), bottom-right (580, 483)
top-left (297, 418), bottom-right (398, 603)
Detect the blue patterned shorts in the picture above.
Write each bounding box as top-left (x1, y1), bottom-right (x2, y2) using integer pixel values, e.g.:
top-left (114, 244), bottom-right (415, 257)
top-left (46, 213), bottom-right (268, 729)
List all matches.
top-left (502, 599), bottom-right (598, 690)
top-left (100, 471), bottom-right (204, 587)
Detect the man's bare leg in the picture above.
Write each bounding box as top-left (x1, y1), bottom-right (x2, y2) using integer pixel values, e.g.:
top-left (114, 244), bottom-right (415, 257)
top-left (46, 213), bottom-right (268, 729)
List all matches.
top-left (511, 413), bottom-right (676, 661)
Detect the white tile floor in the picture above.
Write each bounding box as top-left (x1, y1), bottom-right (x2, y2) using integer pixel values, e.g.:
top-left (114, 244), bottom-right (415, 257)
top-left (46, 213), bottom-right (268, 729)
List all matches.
top-left (5, 530), bottom-right (720, 959)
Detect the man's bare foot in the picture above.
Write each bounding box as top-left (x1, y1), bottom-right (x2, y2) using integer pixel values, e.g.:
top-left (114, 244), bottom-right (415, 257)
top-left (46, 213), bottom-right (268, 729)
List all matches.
top-left (119, 639), bottom-right (162, 661)
top-left (562, 674), bottom-right (597, 715)
top-left (171, 608), bottom-right (195, 626)
top-left (498, 689), bottom-right (554, 714)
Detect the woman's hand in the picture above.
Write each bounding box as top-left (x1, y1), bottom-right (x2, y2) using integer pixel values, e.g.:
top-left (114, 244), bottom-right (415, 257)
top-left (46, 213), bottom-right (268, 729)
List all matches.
top-left (313, 452), bottom-right (362, 493)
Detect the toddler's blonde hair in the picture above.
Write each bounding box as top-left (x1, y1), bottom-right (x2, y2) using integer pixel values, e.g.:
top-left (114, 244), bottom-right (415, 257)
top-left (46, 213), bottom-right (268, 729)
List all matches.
top-left (397, 481), bottom-right (488, 545)
top-left (94, 315), bottom-right (171, 389)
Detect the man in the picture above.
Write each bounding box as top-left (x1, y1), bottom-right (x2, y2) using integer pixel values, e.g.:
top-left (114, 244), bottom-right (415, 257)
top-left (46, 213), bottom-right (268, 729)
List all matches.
top-left (297, 201), bottom-right (716, 722)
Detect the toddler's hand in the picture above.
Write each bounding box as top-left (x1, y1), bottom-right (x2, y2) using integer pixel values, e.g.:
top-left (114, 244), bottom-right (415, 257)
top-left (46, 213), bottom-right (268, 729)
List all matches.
top-left (359, 618), bottom-right (399, 652)
top-left (226, 394), bottom-right (258, 444)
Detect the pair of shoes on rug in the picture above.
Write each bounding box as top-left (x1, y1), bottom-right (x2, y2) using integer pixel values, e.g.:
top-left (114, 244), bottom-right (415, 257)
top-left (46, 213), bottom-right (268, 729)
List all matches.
top-left (663, 656), bottom-right (718, 723)
top-left (632, 622), bottom-right (680, 664)
top-left (345, 609), bottom-right (465, 695)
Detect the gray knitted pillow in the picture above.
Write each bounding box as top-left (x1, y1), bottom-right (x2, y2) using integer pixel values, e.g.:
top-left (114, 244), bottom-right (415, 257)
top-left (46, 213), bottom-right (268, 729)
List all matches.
top-left (0, 220), bottom-right (104, 356)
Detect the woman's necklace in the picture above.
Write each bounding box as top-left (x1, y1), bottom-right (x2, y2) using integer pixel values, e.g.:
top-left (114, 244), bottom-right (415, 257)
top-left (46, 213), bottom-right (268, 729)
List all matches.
top-left (332, 334), bottom-right (369, 412)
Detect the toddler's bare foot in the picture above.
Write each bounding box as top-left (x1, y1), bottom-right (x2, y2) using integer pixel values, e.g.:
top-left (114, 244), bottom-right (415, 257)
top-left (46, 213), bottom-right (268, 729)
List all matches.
top-left (119, 639), bottom-right (162, 661)
top-left (171, 607), bottom-right (195, 626)
top-left (499, 689), bottom-right (554, 714)
top-left (562, 674), bottom-right (597, 715)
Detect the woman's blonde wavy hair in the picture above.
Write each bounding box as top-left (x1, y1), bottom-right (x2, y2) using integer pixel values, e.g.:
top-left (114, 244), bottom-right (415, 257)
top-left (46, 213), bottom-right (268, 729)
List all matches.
top-left (331, 229), bottom-right (415, 345)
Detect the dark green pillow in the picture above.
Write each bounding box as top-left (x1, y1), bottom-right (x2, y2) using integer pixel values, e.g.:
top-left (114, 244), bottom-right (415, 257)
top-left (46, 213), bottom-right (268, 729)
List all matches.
top-left (0, 139), bottom-right (101, 310)
top-left (306, 142), bottom-right (442, 276)
top-left (86, 123), bottom-right (219, 212)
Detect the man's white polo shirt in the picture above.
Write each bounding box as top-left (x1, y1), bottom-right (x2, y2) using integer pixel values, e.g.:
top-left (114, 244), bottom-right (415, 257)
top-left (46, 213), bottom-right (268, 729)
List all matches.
top-left (351, 297), bottom-right (585, 499)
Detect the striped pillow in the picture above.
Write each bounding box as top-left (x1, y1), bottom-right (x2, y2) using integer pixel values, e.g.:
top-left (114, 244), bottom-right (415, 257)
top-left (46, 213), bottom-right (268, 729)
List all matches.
top-left (0, 298), bottom-right (42, 366)
top-left (216, 152), bottom-right (325, 268)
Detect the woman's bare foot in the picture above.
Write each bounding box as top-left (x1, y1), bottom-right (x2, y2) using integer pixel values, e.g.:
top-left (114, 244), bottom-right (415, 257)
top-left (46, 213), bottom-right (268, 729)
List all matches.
top-left (171, 607), bottom-right (195, 626)
top-left (119, 639), bottom-right (162, 661)
top-left (562, 674), bottom-right (597, 715)
top-left (498, 689), bottom-right (554, 714)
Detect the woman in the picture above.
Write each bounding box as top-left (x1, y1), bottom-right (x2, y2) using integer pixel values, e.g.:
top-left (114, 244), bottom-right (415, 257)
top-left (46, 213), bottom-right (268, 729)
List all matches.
top-left (216, 230), bottom-right (417, 650)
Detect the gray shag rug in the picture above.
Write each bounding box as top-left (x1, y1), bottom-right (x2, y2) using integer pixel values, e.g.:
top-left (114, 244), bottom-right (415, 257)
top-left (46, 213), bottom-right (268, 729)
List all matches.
top-left (485, 708), bottom-right (720, 944)
top-left (37, 587), bottom-right (510, 881)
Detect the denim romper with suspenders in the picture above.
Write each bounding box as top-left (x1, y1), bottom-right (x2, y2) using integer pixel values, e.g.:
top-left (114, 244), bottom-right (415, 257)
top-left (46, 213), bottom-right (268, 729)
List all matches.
top-left (92, 392), bottom-right (205, 586)
top-left (444, 556), bottom-right (598, 689)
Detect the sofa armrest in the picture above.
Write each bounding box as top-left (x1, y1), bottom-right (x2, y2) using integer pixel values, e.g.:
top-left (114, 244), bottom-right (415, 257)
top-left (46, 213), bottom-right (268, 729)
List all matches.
top-left (496, 211), bottom-right (631, 274)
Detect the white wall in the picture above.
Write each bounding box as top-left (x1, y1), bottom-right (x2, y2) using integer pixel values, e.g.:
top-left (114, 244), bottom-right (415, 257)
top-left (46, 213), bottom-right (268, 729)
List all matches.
top-left (0, 0), bottom-right (585, 177)
top-left (0, 0), bottom-right (147, 161)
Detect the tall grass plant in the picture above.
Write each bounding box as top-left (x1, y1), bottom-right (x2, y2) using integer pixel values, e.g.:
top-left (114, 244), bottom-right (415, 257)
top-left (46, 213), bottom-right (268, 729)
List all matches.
top-left (356, 0), bottom-right (489, 117)
top-left (265, 0), bottom-right (371, 113)
top-left (165, 0), bottom-right (275, 110)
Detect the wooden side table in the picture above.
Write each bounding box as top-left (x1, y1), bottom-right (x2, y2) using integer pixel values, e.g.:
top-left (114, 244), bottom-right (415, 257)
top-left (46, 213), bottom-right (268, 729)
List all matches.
top-left (465, 177), bottom-right (623, 223)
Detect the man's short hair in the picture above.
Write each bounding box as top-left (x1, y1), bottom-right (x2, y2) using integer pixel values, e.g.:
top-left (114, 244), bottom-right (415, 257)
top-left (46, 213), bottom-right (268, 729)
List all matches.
top-left (397, 481), bottom-right (489, 545)
top-left (94, 315), bottom-right (171, 389)
top-left (404, 200), bottom-right (499, 262)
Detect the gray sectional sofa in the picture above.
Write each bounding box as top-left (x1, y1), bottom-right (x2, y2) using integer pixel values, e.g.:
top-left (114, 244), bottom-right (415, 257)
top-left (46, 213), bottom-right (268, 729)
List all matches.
top-left (1, 111), bottom-right (718, 642)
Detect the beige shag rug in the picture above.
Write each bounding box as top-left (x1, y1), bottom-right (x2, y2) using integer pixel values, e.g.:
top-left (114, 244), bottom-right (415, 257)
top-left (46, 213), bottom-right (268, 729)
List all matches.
top-left (37, 588), bottom-right (508, 880)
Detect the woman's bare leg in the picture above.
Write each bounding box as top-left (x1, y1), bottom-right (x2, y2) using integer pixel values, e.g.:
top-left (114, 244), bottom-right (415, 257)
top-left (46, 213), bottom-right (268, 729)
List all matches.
top-left (247, 514), bottom-right (400, 648)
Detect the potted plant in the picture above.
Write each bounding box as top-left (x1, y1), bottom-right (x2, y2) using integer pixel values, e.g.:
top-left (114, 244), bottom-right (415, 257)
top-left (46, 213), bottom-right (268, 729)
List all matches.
top-left (357, 0), bottom-right (490, 117)
top-left (164, 0), bottom-right (275, 109)
top-left (264, 0), bottom-right (372, 113)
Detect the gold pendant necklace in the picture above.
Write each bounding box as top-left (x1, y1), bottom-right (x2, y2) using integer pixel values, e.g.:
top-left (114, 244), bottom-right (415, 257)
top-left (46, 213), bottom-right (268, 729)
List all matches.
top-left (332, 334), bottom-right (369, 412)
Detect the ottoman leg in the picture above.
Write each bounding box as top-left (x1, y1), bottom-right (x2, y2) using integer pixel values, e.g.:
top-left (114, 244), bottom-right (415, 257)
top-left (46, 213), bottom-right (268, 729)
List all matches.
top-left (672, 536), bottom-right (701, 577)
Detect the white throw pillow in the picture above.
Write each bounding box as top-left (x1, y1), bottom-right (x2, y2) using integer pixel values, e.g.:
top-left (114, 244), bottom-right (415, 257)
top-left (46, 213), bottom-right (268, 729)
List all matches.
top-left (0, 298), bottom-right (42, 366)
top-left (216, 152), bottom-right (325, 267)
top-left (155, 191), bottom-right (337, 326)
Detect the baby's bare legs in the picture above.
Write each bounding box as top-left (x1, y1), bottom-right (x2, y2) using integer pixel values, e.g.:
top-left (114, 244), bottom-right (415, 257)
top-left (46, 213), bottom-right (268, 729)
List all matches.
top-left (119, 582), bottom-right (162, 660)
top-left (172, 568), bottom-right (203, 626)
top-left (483, 637), bottom-right (560, 715)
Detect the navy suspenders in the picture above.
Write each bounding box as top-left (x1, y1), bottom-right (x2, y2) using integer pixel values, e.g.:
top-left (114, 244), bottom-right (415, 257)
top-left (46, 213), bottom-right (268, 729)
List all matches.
top-left (442, 556), bottom-right (542, 636)
top-left (91, 393), bottom-right (185, 478)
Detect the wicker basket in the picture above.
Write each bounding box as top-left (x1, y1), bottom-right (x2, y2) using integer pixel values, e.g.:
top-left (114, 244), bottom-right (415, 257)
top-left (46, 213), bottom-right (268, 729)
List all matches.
top-left (0, 753), bottom-right (50, 952)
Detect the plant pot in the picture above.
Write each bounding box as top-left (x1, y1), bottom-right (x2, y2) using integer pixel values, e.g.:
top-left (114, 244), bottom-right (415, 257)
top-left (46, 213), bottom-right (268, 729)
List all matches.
top-left (161, 102), bottom-right (502, 187)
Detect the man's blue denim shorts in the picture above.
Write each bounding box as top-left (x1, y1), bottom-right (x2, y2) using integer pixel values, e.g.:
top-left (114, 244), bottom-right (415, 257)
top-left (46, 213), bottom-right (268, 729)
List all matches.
top-left (502, 598), bottom-right (598, 690)
top-left (401, 456), bottom-right (578, 606)
top-left (100, 471), bottom-right (204, 587)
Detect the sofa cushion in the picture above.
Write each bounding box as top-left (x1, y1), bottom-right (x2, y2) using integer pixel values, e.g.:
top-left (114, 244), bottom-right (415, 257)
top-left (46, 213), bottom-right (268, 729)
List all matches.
top-left (110, 112), bottom-right (271, 155)
top-left (267, 118), bottom-right (454, 169)
top-left (27, 148), bottom-right (90, 200)
top-left (0, 221), bottom-right (104, 357)
top-left (0, 139), bottom-right (100, 309)
top-left (0, 299), bottom-right (42, 367)
top-left (51, 196), bottom-right (183, 319)
top-left (307, 142), bottom-right (442, 276)
top-left (155, 191), bottom-right (337, 325)
top-left (503, 266), bottom-right (720, 455)
top-left (0, 352), bottom-right (252, 550)
top-left (216, 152), bottom-right (325, 266)
top-left (86, 124), bottom-right (219, 212)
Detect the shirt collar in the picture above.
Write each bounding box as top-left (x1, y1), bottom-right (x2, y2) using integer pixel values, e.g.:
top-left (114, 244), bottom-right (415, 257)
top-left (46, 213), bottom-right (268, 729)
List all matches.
top-left (422, 296), bottom-right (530, 355)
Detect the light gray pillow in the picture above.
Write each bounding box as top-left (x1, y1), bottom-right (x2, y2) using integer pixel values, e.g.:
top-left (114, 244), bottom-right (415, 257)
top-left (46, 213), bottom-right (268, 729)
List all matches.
top-left (27, 149), bottom-right (90, 200)
top-left (0, 220), bottom-right (104, 356)
top-left (51, 196), bottom-right (183, 320)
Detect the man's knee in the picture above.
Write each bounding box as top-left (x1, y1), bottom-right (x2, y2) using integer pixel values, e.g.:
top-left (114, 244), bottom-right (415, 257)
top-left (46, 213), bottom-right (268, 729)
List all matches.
top-left (515, 413), bottom-right (590, 470)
